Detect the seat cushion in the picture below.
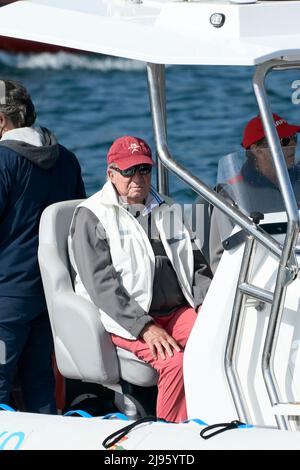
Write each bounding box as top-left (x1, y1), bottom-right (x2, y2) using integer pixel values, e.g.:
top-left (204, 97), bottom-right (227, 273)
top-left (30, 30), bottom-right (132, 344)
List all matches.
top-left (116, 347), bottom-right (158, 387)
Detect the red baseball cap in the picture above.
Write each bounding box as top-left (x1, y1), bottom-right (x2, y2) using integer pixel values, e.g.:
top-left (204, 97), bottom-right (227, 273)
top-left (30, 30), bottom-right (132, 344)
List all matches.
top-left (242, 113), bottom-right (300, 149)
top-left (107, 135), bottom-right (154, 170)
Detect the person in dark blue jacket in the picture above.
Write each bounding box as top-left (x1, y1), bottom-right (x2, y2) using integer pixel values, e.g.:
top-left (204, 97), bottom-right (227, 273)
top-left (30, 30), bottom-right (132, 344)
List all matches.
top-left (0, 79), bottom-right (86, 413)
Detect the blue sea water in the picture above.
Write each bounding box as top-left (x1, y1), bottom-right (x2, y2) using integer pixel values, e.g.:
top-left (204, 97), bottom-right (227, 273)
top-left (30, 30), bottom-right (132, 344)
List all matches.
top-left (0, 51), bottom-right (300, 202)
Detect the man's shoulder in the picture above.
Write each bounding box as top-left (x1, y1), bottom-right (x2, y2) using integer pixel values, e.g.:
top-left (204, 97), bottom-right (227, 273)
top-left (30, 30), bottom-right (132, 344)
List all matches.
top-left (72, 205), bottom-right (107, 240)
top-left (0, 144), bottom-right (24, 169)
top-left (0, 143), bottom-right (22, 156)
top-left (57, 143), bottom-right (82, 170)
top-left (74, 205), bottom-right (100, 224)
top-left (58, 143), bottom-right (78, 160)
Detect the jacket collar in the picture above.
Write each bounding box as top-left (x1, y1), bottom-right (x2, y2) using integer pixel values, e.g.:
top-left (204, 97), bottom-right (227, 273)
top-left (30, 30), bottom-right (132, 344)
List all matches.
top-left (99, 180), bottom-right (164, 215)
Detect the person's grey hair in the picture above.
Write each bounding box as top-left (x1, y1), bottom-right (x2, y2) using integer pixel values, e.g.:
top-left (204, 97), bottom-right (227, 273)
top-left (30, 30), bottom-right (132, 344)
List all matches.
top-left (0, 79), bottom-right (36, 128)
top-left (107, 162), bottom-right (116, 181)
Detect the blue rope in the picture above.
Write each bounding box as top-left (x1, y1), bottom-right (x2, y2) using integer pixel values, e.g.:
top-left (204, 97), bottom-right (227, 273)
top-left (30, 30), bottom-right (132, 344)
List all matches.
top-left (101, 413), bottom-right (130, 421)
top-left (0, 404), bottom-right (16, 412)
top-left (63, 409), bottom-right (93, 418)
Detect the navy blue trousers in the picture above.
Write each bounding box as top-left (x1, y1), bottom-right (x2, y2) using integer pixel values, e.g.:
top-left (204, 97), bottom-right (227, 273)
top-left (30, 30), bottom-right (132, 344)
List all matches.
top-left (0, 296), bottom-right (56, 414)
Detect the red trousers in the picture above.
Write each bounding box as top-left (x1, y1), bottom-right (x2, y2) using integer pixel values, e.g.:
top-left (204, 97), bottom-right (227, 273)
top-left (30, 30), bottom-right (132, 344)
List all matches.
top-left (111, 305), bottom-right (197, 423)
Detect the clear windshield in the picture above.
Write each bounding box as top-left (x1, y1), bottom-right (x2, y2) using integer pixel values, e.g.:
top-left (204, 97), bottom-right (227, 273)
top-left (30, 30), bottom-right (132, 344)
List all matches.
top-left (215, 144), bottom-right (300, 242)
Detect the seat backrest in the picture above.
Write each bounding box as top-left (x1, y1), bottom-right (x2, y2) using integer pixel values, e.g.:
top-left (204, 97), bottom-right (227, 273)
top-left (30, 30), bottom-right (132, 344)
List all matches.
top-left (38, 200), bottom-right (158, 389)
top-left (38, 200), bottom-right (120, 384)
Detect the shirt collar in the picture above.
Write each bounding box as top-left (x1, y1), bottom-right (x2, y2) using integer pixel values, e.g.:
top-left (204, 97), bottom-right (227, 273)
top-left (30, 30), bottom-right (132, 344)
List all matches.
top-left (118, 186), bottom-right (164, 216)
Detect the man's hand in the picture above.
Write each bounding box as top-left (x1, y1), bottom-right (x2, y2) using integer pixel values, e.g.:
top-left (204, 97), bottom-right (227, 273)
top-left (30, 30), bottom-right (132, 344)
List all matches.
top-left (140, 323), bottom-right (181, 360)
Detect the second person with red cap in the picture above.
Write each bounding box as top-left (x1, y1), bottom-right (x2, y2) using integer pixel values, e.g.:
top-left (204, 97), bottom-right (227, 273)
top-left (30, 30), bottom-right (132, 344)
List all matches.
top-left (209, 113), bottom-right (300, 273)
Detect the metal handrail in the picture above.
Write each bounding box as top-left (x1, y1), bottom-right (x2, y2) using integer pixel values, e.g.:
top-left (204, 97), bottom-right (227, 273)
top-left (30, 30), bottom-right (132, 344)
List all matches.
top-left (224, 236), bottom-right (257, 423)
top-left (147, 60), bottom-right (300, 430)
top-left (238, 283), bottom-right (273, 304)
top-left (147, 63), bottom-right (282, 260)
top-left (147, 61), bottom-right (283, 425)
top-left (253, 59), bottom-right (300, 430)
top-left (153, 65), bottom-right (169, 196)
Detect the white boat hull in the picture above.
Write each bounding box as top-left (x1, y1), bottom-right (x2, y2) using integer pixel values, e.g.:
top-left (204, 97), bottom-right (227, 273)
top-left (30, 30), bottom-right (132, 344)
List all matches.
top-left (1, 411), bottom-right (300, 450)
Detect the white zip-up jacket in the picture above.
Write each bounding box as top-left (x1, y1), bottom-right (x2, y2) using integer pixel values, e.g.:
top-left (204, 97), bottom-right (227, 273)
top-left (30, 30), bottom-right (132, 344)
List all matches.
top-left (69, 181), bottom-right (211, 339)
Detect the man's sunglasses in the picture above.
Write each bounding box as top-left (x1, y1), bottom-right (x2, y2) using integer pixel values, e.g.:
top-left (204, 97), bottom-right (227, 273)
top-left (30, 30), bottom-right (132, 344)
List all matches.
top-left (257, 134), bottom-right (298, 148)
top-left (280, 135), bottom-right (297, 147)
top-left (111, 164), bottom-right (152, 177)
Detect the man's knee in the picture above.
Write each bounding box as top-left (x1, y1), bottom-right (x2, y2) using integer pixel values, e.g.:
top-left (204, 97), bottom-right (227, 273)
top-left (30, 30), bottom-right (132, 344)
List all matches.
top-left (161, 350), bottom-right (184, 374)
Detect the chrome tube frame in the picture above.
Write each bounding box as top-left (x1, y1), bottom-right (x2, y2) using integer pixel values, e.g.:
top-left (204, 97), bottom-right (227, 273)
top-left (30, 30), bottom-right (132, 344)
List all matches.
top-left (152, 65), bottom-right (169, 195)
top-left (224, 236), bottom-right (256, 423)
top-left (253, 59), bottom-right (300, 430)
top-left (147, 61), bottom-right (300, 429)
top-left (238, 283), bottom-right (273, 304)
top-left (147, 62), bottom-right (281, 424)
top-left (146, 63), bottom-right (282, 260)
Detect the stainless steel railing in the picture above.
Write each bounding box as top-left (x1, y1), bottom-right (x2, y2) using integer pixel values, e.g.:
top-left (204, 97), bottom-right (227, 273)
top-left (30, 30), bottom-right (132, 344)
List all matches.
top-left (147, 59), bottom-right (300, 430)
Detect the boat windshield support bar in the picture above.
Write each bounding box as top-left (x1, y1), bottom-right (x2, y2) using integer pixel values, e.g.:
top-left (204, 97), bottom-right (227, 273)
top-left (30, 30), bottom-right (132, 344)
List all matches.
top-left (238, 283), bottom-right (273, 304)
top-left (225, 236), bottom-right (256, 423)
top-left (153, 65), bottom-right (169, 196)
top-left (253, 59), bottom-right (300, 430)
top-left (146, 63), bottom-right (282, 260)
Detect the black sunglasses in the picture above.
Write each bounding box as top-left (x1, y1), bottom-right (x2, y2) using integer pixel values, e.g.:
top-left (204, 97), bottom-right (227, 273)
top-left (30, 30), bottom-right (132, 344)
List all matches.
top-left (257, 134), bottom-right (297, 148)
top-left (280, 135), bottom-right (297, 147)
top-left (111, 164), bottom-right (152, 177)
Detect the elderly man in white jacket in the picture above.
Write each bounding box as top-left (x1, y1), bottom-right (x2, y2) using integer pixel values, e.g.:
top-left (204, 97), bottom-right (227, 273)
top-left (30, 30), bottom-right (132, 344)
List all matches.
top-left (69, 135), bottom-right (212, 423)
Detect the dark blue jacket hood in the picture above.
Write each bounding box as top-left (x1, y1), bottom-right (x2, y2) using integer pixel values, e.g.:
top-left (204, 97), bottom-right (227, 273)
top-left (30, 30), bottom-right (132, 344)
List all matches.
top-left (0, 127), bottom-right (59, 170)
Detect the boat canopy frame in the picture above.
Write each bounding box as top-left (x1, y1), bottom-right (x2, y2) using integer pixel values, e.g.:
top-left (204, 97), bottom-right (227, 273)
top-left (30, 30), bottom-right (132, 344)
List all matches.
top-left (147, 59), bottom-right (300, 430)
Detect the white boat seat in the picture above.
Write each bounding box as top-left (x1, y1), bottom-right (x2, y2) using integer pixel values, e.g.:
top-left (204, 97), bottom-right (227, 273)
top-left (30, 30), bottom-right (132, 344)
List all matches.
top-left (38, 200), bottom-right (158, 389)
